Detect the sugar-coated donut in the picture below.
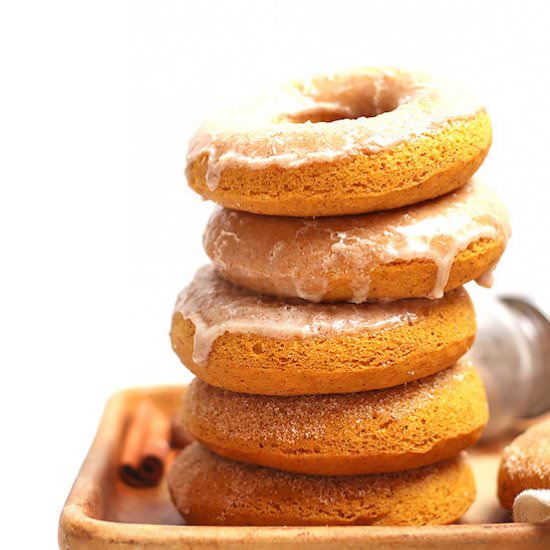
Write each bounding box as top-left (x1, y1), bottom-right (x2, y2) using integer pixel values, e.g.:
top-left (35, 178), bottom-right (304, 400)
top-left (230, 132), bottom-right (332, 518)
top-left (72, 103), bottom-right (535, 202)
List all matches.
top-left (170, 266), bottom-right (476, 395)
top-left (498, 418), bottom-right (550, 509)
top-left (168, 443), bottom-right (475, 526)
top-left (181, 362), bottom-right (487, 476)
top-left (204, 179), bottom-right (510, 303)
top-left (186, 67), bottom-right (491, 217)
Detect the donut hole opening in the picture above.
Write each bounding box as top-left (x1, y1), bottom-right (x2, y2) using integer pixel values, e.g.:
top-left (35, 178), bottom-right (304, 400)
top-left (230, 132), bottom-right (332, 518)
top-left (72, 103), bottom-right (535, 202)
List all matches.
top-left (286, 81), bottom-right (402, 123)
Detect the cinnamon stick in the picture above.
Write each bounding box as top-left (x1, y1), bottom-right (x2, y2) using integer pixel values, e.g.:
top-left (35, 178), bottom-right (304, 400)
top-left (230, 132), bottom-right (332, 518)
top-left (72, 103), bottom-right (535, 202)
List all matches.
top-left (119, 399), bottom-right (170, 488)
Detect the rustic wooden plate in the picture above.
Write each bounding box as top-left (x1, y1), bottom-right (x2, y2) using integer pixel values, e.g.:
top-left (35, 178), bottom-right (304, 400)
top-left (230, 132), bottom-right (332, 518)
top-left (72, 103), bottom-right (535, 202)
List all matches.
top-left (59, 386), bottom-right (550, 549)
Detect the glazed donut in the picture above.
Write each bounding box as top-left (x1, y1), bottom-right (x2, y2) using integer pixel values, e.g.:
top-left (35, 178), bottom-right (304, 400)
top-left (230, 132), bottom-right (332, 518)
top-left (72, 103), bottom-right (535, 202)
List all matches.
top-left (181, 362), bottom-right (487, 476)
top-left (170, 266), bottom-right (476, 395)
top-left (204, 179), bottom-right (510, 303)
top-left (168, 443), bottom-right (476, 526)
top-left (498, 418), bottom-right (550, 509)
top-left (186, 67), bottom-right (491, 217)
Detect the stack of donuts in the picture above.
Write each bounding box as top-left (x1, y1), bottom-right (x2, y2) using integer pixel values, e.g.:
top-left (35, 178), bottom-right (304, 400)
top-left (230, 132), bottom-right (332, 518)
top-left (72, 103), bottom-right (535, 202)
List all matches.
top-left (168, 68), bottom-right (511, 526)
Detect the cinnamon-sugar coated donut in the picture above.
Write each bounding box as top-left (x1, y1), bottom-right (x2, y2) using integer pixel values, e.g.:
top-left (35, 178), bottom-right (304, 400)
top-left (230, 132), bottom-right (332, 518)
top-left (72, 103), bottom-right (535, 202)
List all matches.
top-left (168, 443), bottom-right (476, 526)
top-left (204, 179), bottom-right (510, 303)
top-left (498, 418), bottom-right (550, 509)
top-left (187, 67), bottom-right (491, 216)
top-left (182, 361), bottom-right (487, 476)
top-left (170, 266), bottom-right (476, 395)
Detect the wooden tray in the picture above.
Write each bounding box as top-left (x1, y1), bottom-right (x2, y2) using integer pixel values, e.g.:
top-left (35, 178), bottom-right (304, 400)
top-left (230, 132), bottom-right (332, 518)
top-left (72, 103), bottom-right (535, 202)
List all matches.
top-left (59, 386), bottom-right (550, 549)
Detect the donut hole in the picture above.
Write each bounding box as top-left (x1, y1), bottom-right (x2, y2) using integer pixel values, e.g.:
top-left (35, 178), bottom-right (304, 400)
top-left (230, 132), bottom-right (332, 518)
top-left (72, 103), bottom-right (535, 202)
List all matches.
top-left (286, 76), bottom-right (403, 123)
top-left (288, 98), bottom-right (399, 123)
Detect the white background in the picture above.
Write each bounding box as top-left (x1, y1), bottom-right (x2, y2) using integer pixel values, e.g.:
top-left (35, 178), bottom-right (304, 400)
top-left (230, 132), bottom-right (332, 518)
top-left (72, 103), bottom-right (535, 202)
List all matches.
top-left (1, 0), bottom-right (549, 546)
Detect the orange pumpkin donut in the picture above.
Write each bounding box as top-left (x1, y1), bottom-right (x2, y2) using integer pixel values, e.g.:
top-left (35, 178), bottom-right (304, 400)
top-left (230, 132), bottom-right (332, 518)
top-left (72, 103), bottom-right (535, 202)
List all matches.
top-left (186, 67), bottom-right (491, 217)
top-left (168, 443), bottom-right (476, 526)
top-left (498, 418), bottom-right (550, 509)
top-left (181, 361), bottom-right (488, 476)
top-left (204, 179), bottom-right (510, 303)
top-left (170, 266), bottom-right (476, 395)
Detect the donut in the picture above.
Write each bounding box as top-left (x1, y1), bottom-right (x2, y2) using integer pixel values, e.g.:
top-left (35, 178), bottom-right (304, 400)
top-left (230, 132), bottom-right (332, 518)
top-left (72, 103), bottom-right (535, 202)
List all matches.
top-left (498, 418), bottom-right (550, 509)
top-left (168, 443), bottom-right (476, 526)
top-left (181, 361), bottom-right (487, 476)
top-left (204, 179), bottom-right (510, 303)
top-left (170, 266), bottom-right (476, 395)
top-left (186, 67), bottom-right (491, 217)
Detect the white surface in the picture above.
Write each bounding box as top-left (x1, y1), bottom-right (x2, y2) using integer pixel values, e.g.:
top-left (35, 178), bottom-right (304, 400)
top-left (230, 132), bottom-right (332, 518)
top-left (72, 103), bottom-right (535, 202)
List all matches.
top-left (513, 490), bottom-right (550, 523)
top-left (1, 0), bottom-right (550, 546)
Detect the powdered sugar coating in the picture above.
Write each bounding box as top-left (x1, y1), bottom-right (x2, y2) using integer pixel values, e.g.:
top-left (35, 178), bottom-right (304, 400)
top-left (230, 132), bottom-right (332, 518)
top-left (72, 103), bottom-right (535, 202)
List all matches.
top-left (499, 417), bottom-right (550, 509)
top-left (502, 420), bottom-right (550, 482)
top-left (168, 443), bottom-right (475, 526)
top-left (183, 360), bottom-right (484, 454)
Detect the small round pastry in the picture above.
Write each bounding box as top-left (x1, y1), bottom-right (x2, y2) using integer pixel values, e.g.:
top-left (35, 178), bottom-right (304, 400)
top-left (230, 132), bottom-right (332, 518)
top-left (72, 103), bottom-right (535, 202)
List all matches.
top-left (181, 361), bottom-right (487, 475)
top-left (498, 418), bottom-right (550, 509)
top-left (168, 443), bottom-right (476, 526)
top-left (204, 179), bottom-right (510, 303)
top-left (186, 67), bottom-right (491, 217)
top-left (170, 266), bottom-right (476, 395)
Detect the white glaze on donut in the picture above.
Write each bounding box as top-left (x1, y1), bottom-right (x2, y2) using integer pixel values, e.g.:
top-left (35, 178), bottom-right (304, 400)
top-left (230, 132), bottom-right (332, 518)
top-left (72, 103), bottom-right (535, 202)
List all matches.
top-left (187, 68), bottom-right (485, 190)
top-left (204, 179), bottom-right (511, 302)
top-left (174, 265), bottom-right (429, 366)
